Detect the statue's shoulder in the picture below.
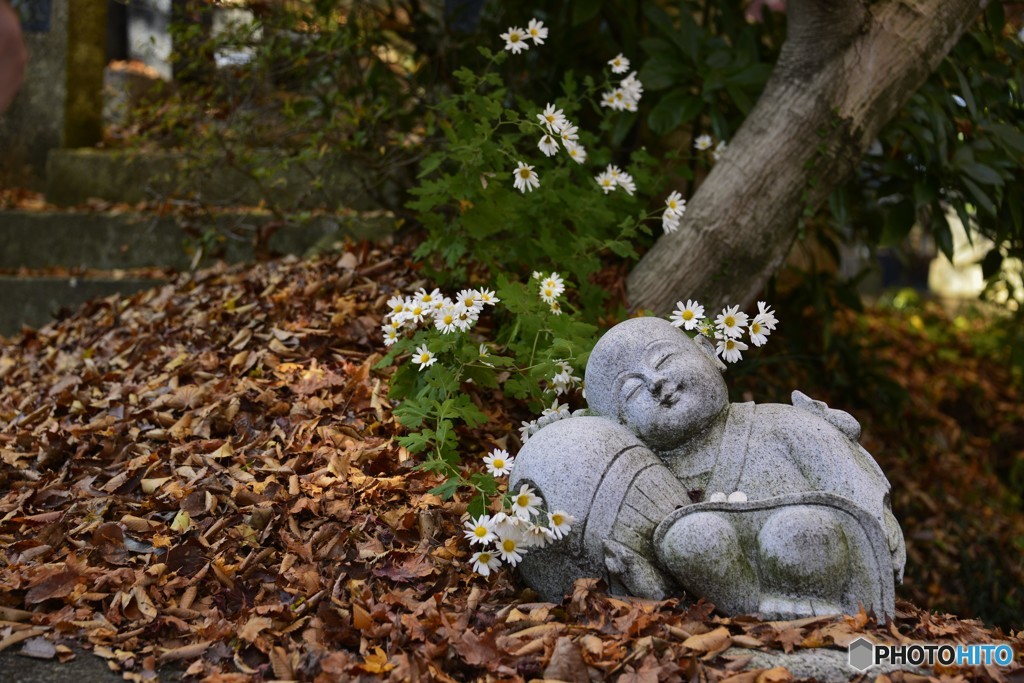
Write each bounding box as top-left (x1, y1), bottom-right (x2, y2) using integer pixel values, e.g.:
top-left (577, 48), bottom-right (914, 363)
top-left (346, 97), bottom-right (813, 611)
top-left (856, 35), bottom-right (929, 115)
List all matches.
top-left (745, 392), bottom-right (862, 444)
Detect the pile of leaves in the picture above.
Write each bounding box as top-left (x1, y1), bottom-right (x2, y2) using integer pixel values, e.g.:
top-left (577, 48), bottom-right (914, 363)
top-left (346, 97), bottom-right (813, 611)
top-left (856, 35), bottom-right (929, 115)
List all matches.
top-left (1, 246), bottom-right (1022, 681)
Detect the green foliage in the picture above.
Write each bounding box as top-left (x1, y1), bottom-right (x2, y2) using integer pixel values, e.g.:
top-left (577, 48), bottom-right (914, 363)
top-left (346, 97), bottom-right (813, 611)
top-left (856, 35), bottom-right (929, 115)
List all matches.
top-left (378, 277), bottom-right (595, 507)
top-left (407, 47), bottom-right (665, 318)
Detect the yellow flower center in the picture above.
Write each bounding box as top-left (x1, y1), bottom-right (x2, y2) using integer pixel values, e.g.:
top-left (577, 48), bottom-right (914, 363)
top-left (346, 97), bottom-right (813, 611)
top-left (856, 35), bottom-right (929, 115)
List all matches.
top-left (682, 310), bottom-right (693, 320)
top-left (502, 539), bottom-right (516, 551)
top-left (474, 526), bottom-right (487, 538)
top-left (752, 322), bottom-right (761, 333)
top-left (493, 459), bottom-right (505, 469)
top-left (478, 552), bottom-right (491, 562)
top-left (724, 315), bottom-right (735, 327)
top-left (463, 297), bottom-right (474, 307)
top-left (511, 33), bottom-right (520, 42)
top-left (519, 169), bottom-right (531, 178)
top-left (420, 353), bottom-right (430, 362)
top-left (726, 340), bottom-right (735, 350)
top-left (544, 287), bottom-right (554, 298)
top-left (517, 495), bottom-right (529, 507)
top-left (444, 315), bottom-right (453, 324)
top-left (551, 514), bottom-right (563, 526)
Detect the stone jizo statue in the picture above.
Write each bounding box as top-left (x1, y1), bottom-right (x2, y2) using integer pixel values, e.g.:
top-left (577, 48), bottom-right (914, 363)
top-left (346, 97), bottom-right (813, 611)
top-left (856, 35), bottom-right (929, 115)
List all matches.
top-left (510, 317), bottom-right (906, 620)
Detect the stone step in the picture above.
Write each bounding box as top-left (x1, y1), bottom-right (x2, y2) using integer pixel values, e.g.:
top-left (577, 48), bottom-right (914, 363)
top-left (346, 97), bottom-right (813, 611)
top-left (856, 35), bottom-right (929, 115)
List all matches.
top-left (0, 208), bottom-right (394, 270)
top-left (0, 275), bottom-right (165, 336)
top-left (45, 148), bottom-right (408, 210)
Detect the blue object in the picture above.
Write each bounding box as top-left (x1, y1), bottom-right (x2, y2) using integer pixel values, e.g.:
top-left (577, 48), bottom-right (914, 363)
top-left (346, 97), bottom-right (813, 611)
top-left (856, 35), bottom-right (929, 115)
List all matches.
top-left (12, 0), bottom-right (51, 32)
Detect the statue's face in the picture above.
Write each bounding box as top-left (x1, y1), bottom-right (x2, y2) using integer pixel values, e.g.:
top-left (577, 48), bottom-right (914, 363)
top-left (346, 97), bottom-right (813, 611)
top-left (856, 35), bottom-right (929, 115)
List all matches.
top-left (587, 318), bottom-right (728, 450)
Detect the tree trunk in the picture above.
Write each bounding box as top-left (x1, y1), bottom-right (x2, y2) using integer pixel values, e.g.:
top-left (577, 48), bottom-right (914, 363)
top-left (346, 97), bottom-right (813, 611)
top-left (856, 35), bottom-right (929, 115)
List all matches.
top-left (626, 0), bottom-right (990, 314)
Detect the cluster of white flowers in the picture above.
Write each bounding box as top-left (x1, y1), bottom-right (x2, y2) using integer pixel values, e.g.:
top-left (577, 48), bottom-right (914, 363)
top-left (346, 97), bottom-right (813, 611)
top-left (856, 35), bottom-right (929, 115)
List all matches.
top-left (595, 164), bottom-right (636, 196)
top-left (669, 299), bottom-right (778, 364)
top-left (600, 66), bottom-right (644, 113)
top-left (549, 360), bottom-right (582, 396)
top-left (532, 271), bottom-right (566, 315)
top-left (518, 399), bottom-right (579, 443)
top-left (464, 449), bottom-right (575, 576)
top-left (500, 18), bottom-right (547, 54)
top-left (535, 103), bottom-right (587, 166)
top-left (383, 286), bottom-right (500, 369)
top-left (694, 134), bottom-right (728, 161)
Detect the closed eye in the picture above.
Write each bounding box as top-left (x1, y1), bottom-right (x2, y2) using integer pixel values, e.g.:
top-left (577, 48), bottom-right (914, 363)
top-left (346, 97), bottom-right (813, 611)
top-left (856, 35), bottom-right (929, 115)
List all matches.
top-left (654, 353), bottom-right (672, 369)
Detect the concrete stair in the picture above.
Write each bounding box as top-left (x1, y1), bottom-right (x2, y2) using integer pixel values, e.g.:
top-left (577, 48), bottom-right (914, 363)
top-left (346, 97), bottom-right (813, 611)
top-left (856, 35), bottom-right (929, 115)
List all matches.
top-left (0, 208), bottom-right (395, 336)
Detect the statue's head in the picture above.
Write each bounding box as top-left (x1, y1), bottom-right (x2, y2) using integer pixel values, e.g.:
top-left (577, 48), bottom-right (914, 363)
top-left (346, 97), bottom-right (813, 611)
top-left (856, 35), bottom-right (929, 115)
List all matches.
top-left (585, 317), bottom-right (728, 450)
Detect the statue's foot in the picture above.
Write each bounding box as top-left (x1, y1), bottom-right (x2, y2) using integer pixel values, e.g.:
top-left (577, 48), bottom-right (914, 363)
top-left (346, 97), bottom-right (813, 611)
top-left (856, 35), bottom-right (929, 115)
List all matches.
top-left (758, 594), bottom-right (843, 620)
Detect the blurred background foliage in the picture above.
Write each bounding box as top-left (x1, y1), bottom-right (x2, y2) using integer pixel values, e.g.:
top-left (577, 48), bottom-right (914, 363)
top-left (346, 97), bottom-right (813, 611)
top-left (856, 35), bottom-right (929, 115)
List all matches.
top-left (116, 0), bottom-right (1024, 628)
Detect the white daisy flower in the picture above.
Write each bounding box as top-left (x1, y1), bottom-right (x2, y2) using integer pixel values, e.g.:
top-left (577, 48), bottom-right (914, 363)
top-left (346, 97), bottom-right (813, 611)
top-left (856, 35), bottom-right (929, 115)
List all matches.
top-left (453, 302), bottom-right (478, 331)
top-left (694, 134), bottom-right (713, 151)
top-left (537, 103), bottom-right (567, 133)
top-left (549, 301), bottom-right (563, 315)
top-left (548, 510), bottom-right (575, 539)
top-left (542, 399), bottom-right (570, 417)
top-left (383, 328), bottom-right (400, 346)
top-left (755, 301), bottom-right (778, 330)
top-left (386, 295), bottom-right (407, 316)
top-left (463, 515), bottom-right (497, 545)
top-left (664, 190), bottom-right (686, 218)
top-left (526, 18), bottom-right (548, 44)
top-left (621, 72), bottom-right (643, 104)
top-left (716, 335), bottom-right (748, 363)
top-left (476, 288), bottom-right (499, 305)
top-left (456, 288), bottom-right (484, 312)
top-left (483, 448), bottom-right (515, 477)
top-left (595, 171), bottom-right (616, 193)
top-left (542, 273), bottom-right (565, 296)
top-left (713, 140), bottom-right (728, 161)
top-left (558, 123), bottom-right (579, 144)
top-left (565, 141), bottom-right (587, 164)
top-left (670, 299), bottom-right (705, 330)
top-left (519, 419), bottom-right (537, 443)
top-left (412, 344), bottom-right (437, 370)
top-left (491, 512), bottom-right (524, 535)
top-left (600, 90), bottom-right (618, 109)
top-left (404, 299), bottom-right (428, 325)
top-left (538, 133), bottom-right (560, 157)
top-left (715, 305), bottom-right (749, 338)
top-left (617, 171), bottom-right (637, 196)
top-left (414, 288), bottom-right (441, 308)
top-left (511, 484), bottom-right (543, 519)
top-left (495, 532), bottom-right (526, 566)
top-left (513, 161), bottom-right (540, 193)
top-left (662, 212), bottom-right (681, 234)
top-left (471, 550), bottom-right (501, 576)
top-left (434, 304), bottom-right (458, 334)
top-left (524, 524), bottom-right (555, 548)
top-left (748, 318), bottom-right (771, 347)
top-left (608, 53), bottom-right (630, 74)
top-left (501, 26), bottom-right (530, 54)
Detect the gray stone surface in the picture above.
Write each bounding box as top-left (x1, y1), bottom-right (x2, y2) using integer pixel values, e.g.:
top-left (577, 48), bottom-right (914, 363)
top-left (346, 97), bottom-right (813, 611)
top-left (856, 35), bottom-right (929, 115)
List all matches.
top-left (0, 209), bottom-right (393, 270)
top-left (722, 646), bottom-right (929, 681)
top-left (511, 317), bottom-right (906, 620)
top-left (46, 148), bottom-right (387, 211)
top-left (0, 276), bottom-right (164, 336)
top-left (0, 0), bottom-right (69, 188)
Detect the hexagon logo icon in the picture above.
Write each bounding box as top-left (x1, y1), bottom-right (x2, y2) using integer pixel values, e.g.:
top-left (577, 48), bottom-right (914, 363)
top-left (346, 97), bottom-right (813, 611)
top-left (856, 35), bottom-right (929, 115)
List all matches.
top-left (848, 637), bottom-right (875, 671)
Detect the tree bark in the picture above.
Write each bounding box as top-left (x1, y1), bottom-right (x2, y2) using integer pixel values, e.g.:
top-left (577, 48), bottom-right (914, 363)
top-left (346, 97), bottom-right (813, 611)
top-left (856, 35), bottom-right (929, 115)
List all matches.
top-left (626, 0), bottom-right (990, 314)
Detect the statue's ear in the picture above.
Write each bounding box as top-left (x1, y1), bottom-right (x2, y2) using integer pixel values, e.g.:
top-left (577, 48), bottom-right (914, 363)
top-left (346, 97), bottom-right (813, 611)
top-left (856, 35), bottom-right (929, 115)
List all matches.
top-left (693, 334), bottom-right (727, 373)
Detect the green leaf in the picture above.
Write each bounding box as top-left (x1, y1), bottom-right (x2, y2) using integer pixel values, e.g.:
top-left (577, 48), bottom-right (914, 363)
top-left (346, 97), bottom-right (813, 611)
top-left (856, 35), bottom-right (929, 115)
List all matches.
top-left (961, 177), bottom-right (997, 215)
top-left (952, 64), bottom-right (977, 117)
top-left (429, 478), bottom-right (462, 500)
top-left (572, 0), bottom-right (602, 26)
top-left (647, 90), bottom-right (701, 135)
top-left (932, 210), bottom-right (954, 261)
top-left (961, 162), bottom-right (1004, 187)
top-left (396, 429), bottom-right (435, 454)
